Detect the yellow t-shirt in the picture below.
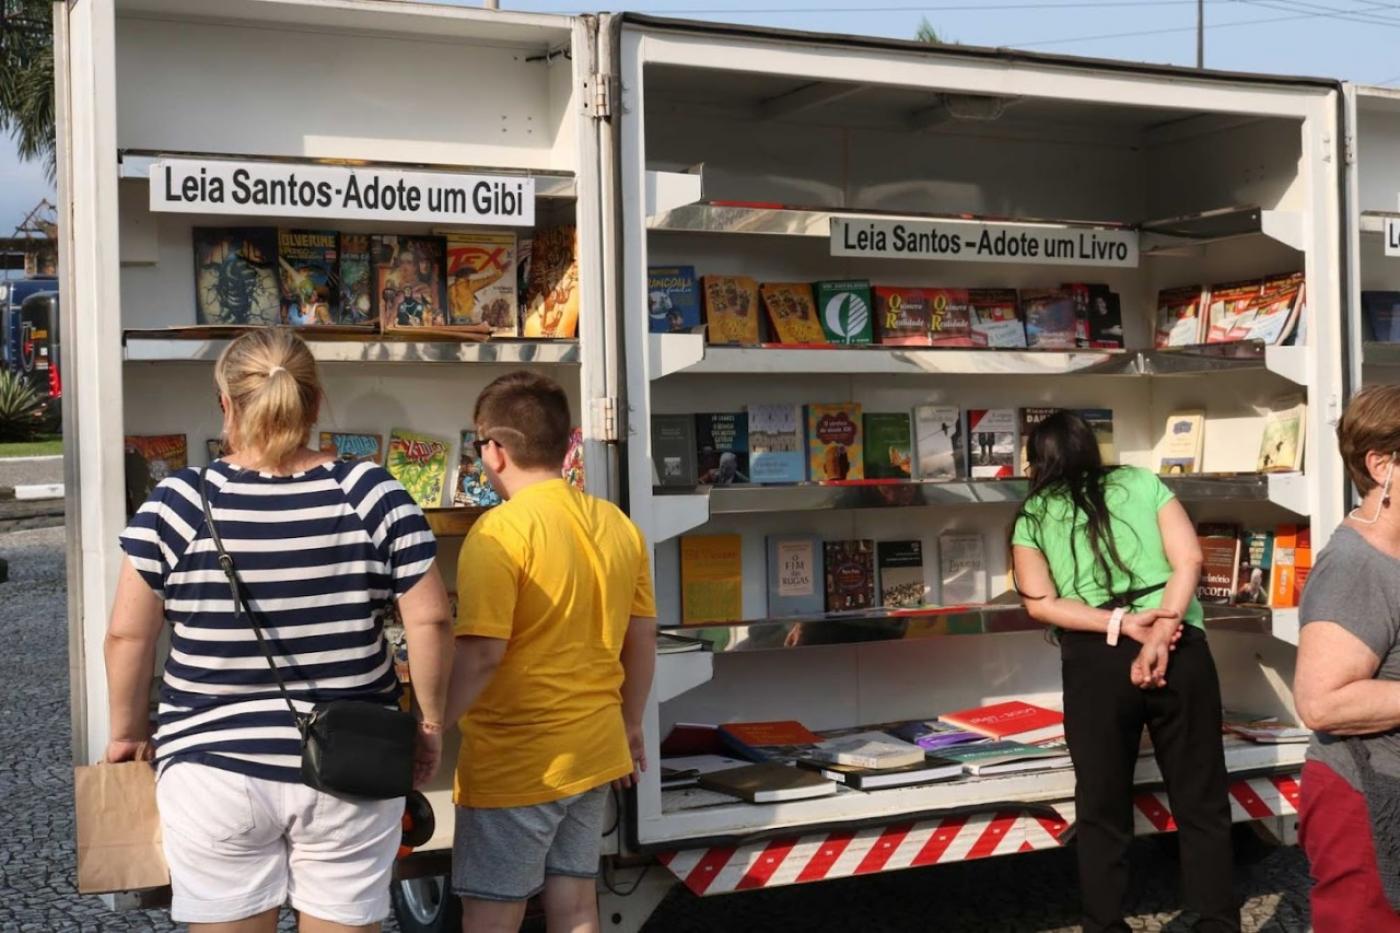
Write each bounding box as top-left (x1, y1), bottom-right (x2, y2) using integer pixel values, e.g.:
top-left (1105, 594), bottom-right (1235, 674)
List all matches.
top-left (453, 479), bottom-right (657, 808)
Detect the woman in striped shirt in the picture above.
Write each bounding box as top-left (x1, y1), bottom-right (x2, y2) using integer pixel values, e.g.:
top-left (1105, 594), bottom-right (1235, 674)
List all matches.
top-left (105, 329), bottom-right (453, 932)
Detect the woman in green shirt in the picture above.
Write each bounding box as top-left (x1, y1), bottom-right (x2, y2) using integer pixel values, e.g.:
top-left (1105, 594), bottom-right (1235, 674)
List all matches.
top-left (1012, 411), bottom-right (1237, 933)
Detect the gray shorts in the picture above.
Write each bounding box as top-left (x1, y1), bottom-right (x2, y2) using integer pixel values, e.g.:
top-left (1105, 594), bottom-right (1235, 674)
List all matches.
top-left (451, 786), bottom-right (610, 902)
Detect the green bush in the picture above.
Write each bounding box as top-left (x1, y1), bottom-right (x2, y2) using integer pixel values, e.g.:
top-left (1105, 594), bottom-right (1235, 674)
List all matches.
top-left (0, 370), bottom-right (46, 442)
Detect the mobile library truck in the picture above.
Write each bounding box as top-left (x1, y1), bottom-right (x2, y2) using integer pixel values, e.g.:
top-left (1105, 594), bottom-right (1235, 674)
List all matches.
top-left (58, 2), bottom-right (1359, 930)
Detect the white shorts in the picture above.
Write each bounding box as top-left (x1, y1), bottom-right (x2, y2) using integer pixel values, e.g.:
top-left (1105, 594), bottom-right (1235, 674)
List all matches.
top-left (156, 762), bottom-right (403, 925)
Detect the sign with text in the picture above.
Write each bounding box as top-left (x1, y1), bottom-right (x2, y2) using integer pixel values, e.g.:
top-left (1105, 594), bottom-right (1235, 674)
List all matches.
top-left (1387, 217), bottom-right (1400, 258)
top-left (149, 159), bottom-right (535, 226)
top-left (830, 216), bottom-right (1139, 268)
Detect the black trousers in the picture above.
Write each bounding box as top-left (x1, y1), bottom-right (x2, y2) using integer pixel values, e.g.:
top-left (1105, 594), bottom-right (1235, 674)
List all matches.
top-left (1060, 625), bottom-right (1239, 933)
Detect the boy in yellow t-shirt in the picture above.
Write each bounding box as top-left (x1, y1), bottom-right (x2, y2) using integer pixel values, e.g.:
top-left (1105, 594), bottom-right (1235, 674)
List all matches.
top-left (445, 371), bottom-right (657, 931)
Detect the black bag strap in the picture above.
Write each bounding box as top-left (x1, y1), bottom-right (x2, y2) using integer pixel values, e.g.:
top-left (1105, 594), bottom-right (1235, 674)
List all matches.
top-left (1096, 580), bottom-right (1168, 611)
top-left (198, 465), bottom-right (306, 731)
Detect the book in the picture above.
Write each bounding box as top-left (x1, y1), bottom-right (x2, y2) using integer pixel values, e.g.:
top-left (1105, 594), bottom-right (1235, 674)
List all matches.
top-left (318, 431), bottom-right (383, 465)
top-left (1018, 407), bottom-right (1058, 474)
top-left (659, 754), bottom-right (749, 789)
top-left (660, 722), bottom-right (723, 757)
top-left (888, 720), bottom-right (985, 752)
top-left (701, 275), bottom-right (761, 346)
top-left (863, 412), bottom-right (913, 479)
top-left (1236, 531), bottom-right (1273, 606)
top-left (1020, 288), bottom-right (1078, 350)
top-left (651, 414), bottom-right (698, 487)
top-left (1155, 285), bottom-right (1206, 348)
top-left (386, 428), bottom-right (451, 508)
top-left (939, 533), bottom-right (987, 605)
top-left (718, 720), bottom-right (824, 761)
top-left (969, 288), bottom-right (1027, 348)
top-left (807, 403), bottom-right (864, 481)
top-left (966, 409), bottom-right (1018, 479)
top-left (1222, 714), bottom-right (1310, 744)
top-left (681, 534), bottom-right (743, 624)
top-left (192, 227), bottom-right (279, 326)
top-left (1363, 291), bottom-right (1400, 342)
top-left (878, 540), bottom-right (926, 609)
top-left (697, 762), bottom-right (837, 803)
top-left (1295, 526), bottom-right (1313, 604)
top-left (1257, 396), bottom-right (1306, 473)
top-left (373, 235), bottom-right (449, 330)
top-left (1065, 283), bottom-right (1123, 348)
top-left (815, 280), bottom-right (874, 345)
top-left (446, 232), bottom-right (518, 335)
top-left (1270, 524), bottom-right (1301, 609)
top-left (938, 700), bottom-right (1065, 744)
top-left (648, 265), bottom-right (701, 334)
top-left (205, 438), bottom-right (226, 463)
top-left (825, 539), bottom-right (876, 612)
top-left (807, 731), bottom-right (925, 770)
top-left (760, 282), bottom-right (826, 344)
top-left (1197, 522), bottom-right (1242, 604)
top-left (123, 434), bottom-right (188, 516)
top-left (748, 403), bottom-right (805, 484)
top-left (925, 288), bottom-right (975, 347)
top-left (521, 226), bottom-right (580, 338)
top-left (562, 427), bottom-right (585, 491)
top-left (1243, 273), bottom-right (1305, 345)
top-left (337, 233), bottom-right (374, 325)
top-left (454, 429), bottom-right (503, 508)
top-left (767, 535), bottom-right (825, 619)
top-left (1203, 277), bottom-right (1262, 344)
top-left (1076, 408), bottom-right (1117, 464)
top-left (938, 739), bottom-right (1074, 776)
top-left (914, 405), bottom-right (964, 480)
top-left (696, 413), bottom-right (749, 485)
top-left (874, 286), bottom-right (935, 346)
top-left (804, 755), bottom-right (962, 790)
top-left (277, 229), bottom-right (338, 325)
top-left (1159, 410), bottom-right (1205, 475)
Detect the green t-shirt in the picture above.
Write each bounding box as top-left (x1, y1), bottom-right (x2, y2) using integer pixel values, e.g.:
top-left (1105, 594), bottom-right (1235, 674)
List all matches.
top-left (1011, 466), bottom-right (1204, 629)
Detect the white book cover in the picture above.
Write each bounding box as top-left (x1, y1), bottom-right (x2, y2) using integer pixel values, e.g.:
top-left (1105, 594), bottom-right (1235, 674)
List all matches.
top-left (809, 731), bottom-right (926, 770)
top-left (966, 409), bottom-right (1019, 479)
top-left (939, 533), bottom-right (988, 605)
top-left (915, 405), bottom-right (964, 480)
top-left (1159, 410), bottom-right (1205, 475)
top-left (1257, 397), bottom-right (1306, 473)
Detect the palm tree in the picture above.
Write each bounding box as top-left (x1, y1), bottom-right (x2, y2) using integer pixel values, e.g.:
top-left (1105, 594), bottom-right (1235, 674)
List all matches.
top-left (915, 17), bottom-right (941, 44)
top-left (0, 1), bottom-right (55, 181)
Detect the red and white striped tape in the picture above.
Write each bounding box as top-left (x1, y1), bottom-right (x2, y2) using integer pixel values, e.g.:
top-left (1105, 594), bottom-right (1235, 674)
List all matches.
top-left (659, 772), bottom-right (1299, 895)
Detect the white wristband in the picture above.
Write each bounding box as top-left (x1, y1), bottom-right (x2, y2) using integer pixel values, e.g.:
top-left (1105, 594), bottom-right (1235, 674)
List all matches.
top-left (1106, 607), bottom-right (1126, 646)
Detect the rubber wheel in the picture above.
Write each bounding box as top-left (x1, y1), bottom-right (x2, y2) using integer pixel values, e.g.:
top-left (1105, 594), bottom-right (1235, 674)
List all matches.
top-left (391, 876), bottom-right (461, 933)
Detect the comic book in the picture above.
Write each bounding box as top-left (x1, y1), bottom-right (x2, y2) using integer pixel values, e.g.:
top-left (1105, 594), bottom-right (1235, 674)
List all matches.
top-left (1203, 277), bottom-right (1262, 344)
top-left (337, 233), bottom-right (374, 326)
top-left (277, 229), bottom-right (338, 325)
top-left (563, 427), bottom-right (586, 491)
top-left (192, 228), bottom-right (279, 326)
top-left (702, 275), bottom-right (762, 345)
top-left (373, 236), bottom-right (449, 330)
top-left (1155, 285), bottom-right (1206, 348)
top-left (1242, 273), bottom-right (1305, 346)
top-left (1020, 289), bottom-right (1078, 350)
top-left (386, 428), bottom-right (451, 508)
top-left (454, 429), bottom-right (502, 507)
top-left (522, 226), bottom-right (581, 339)
top-left (319, 432), bottom-right (383, 465)
top-left (446, 232), bottom-right (518, 335)
top-left (760, 282), bottom-right (827, 344)
top-left (648, 266), bottom-right (702, 334)
top-left (123, 434), bottom-right (187, 516)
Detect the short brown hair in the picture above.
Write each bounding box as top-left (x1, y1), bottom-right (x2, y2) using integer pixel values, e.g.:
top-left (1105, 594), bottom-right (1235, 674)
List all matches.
top-left (474, 371), bottom-right (572, 470)
top-left (1338, 385), bottom-right (1400, 493)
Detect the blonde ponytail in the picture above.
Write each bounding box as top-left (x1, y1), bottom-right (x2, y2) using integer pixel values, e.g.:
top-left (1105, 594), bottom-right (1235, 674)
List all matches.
top-left (215, 329), bottom-right (321, 470)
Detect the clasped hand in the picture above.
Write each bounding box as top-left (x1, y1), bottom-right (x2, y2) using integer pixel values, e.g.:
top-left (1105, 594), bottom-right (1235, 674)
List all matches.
top-left (1119, 609), bottom-right (1183, 690)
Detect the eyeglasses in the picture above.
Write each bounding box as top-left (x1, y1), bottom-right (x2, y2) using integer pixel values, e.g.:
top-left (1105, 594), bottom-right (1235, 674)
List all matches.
top-left (471, 436), bottom-right (499, 458)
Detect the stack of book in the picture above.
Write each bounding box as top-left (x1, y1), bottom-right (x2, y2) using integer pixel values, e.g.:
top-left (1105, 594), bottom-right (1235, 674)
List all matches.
top-left (1196, 522), bottom-right (1311, 608)
top-left (1154, 272), bottom-right (1305, 349)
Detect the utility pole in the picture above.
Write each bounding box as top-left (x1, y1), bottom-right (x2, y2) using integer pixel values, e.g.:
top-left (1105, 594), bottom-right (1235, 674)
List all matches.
top-left (484, 0), bottom-right (499, 8)
top-left (1196, 0), bottom-right (1204, 68)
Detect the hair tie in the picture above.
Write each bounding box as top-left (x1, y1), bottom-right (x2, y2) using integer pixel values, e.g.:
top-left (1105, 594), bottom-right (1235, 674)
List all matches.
top-left (267, 365), bottom-right (287, 376)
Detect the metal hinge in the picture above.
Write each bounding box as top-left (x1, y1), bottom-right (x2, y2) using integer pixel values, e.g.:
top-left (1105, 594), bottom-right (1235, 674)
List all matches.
top-left (587, 73), bottom-right (616, 119)
top-left (593, 396), bottom-right (620, 442)
top-left (1344, 132), bottom-right (1356, 166)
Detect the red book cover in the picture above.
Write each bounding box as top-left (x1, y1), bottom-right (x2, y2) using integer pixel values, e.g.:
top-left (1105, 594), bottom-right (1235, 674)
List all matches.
top-left (938, 701), bottom-right (1064, 743)
top-left (719, 720), bottom-right (824, 761)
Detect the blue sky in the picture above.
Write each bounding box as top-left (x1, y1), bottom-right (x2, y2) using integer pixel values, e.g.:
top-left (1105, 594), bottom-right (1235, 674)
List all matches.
top-left (6, 0), bottom-right (1400, 233)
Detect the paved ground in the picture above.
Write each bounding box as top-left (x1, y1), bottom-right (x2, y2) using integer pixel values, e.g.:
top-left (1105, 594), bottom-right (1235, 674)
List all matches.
top-left (1, 524), bottom-right (1316, 932)
top-left (0, 453), bottom-right (62, 490)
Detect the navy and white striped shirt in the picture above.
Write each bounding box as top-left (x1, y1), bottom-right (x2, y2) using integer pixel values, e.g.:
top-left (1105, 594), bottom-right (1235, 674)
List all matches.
top-left (119, 458), bottom-right (436, 782)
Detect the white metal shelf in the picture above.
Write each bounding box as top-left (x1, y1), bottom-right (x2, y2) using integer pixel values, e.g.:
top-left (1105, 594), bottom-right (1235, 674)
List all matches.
top-left (1138, 206), bottom-right (1304, 254)
top-left (123, 335), bottom-right (581, 365)
top-left (656, 648), bottom-right (715, 704)
top-left (1359, 210), bottom-right (1399, 236)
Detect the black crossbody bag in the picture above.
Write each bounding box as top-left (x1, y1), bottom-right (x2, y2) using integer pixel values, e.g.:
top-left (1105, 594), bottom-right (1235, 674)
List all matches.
top-left (199, 466), bottom-right (415, 799)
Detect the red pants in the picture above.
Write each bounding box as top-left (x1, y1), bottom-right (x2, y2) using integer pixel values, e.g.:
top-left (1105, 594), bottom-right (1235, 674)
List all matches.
top-left (1299, 759), bottom-right (1400, 932)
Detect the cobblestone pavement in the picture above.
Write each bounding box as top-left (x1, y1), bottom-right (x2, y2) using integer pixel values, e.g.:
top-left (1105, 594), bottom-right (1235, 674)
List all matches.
top-left (3, 524), bottom-right (1313, 932)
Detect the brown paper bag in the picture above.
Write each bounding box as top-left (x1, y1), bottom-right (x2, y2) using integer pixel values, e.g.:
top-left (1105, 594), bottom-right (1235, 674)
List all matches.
top-left (73, 761), bottom-right (170, 894)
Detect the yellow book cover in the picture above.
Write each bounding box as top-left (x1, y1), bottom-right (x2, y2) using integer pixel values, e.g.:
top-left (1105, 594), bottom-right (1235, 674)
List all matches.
top-left (760, 282), bottom-right (827, 345)
top-left (807, 403), bottom-right (864, 481)
top-left (446, 231), bottom-right (518, 334)
top-left (522, 226), bottom-right (580, 338)
top-left (680, 534), bottom-right (744, 624)
top-left (702, 275), bottom-right (761, 346)
top-left (1158, 410), bottom-right (1205, 475)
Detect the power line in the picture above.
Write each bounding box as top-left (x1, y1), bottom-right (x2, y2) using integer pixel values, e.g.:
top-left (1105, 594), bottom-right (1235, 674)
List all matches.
top-left (1237, 0), bottom-right (1400, 27)
top-left (628, 1), bottom-right (1204, 12)
top-left (1011, 1), bottom-right (1400, 47)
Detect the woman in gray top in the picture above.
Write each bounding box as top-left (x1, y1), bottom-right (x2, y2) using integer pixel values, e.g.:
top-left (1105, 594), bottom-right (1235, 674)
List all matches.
top-left (1295, 385), bottom-right (1400, 930)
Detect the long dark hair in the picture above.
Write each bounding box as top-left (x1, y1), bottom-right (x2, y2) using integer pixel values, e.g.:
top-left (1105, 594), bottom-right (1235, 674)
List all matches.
top-left (1013, 410), bottom-right (1136, 604)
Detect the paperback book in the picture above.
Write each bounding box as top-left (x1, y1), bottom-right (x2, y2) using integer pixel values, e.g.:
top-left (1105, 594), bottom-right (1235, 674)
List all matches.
top-left (969, 288), bottom-right (1027, 348)
top-left (647, 265), bottom-right (702, 334)
top-left (807, 403), bottom-right (864, 481)
top-left (1155, 285), bottom-right (1206, 348)
top-left (697, 762), bottom-right (836, 803)
top-left (1066, 282), bottom-right (1123, 348)
top-left (192, 227), bottom-right (280, 326)
top-left (761, 282), bottom-right (826, 344)
top-left (1197, 522), bottom-right (1242, 604)
top-left (1203, 277), bottom-right (1261, 344)
top-left (718, 720), bottom-right (824, 762)
top-left (939, 533), bottom-right (987, 605)
top-left (651, 414), bottom-right (698, 487)
top-left (373, 235), bottom-right (449, 329)
top-left (878, 540), bottom-right (926, 609)
top-left (1077, 408), bottom-right (1117, 464)
top-left (938, 700), bottom-right (1065, 744)
top-left (804, 755), bottom-right (962, 790)
top-left (205, 438), bottom-right (227, 463)
top-left (522, 226), bottom-right (580, 338)
top-left (681, 534), bottom-right (744, 624)
top-left (1020, 288), bottom-right (1078, 350)
top-left (446, 232), bottom-right (518, 334)
top-left (924, 288), bottom-right (975, 347)
top-left (386, 428), bottom-right (451, 508)
top-left (748, 403), bottom-right (805, 484)
top-left (863, 412), bottom-right (913, 479)
top-left (914, 405), bottom-right (964, 480)
top-left (319, 431), bottom-right (383, 464)
top-left (938, 739), bottom-right (1074, 776)
top-left (825, 539), bottom-right (876, 612)
top-left (702, 275), bottom-right (761, 345)
top-left (1257, 396), bottom-right (1306, 473)
top-left (1222, 716), bottom-right (1310, 745)
top-left (1236, 530), bottom-right (1273, 606)
top-left (1363, 291), bottom-right (1400, 342)
top-left (1242, 273), bottom-right (1305, 346)
top-left (806, 731), bottom-right (925, 770)
top-left (454, 429), bottom-right (503, 508)
top-left (562, 427), bottom-right (585, 491)
top-left (1270, 524), bottom-right (1301, 609)
top-left (696, 413), bottom-right (749, 485)
top-left (767, 535), bottom-right (825, 618)
top-left (874, 286), bottom-right (935, 346)
top-left (277, 228), bottom-right (339, 325)
top-left (1159, 410), bottom-right (1205, 475)
top-left (123, 434), bottom-right (188, 516)
top-left (1018, 407), bottom-right (1057, 474)
top-left (888, 720), bottom-right (985, 752)
top-left (815, 280), bottom-right (874, 345)
top-left (966, 409), bottom-right (1018, 479)
top-left (337, 233), bottom-right (374, 325)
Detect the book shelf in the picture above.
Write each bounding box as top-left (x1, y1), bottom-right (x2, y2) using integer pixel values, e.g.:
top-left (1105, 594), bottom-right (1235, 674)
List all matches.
top-left (123, 333), bottom-right (581, 366)
top-left (1350, 88), bottom-right (1400, 393)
